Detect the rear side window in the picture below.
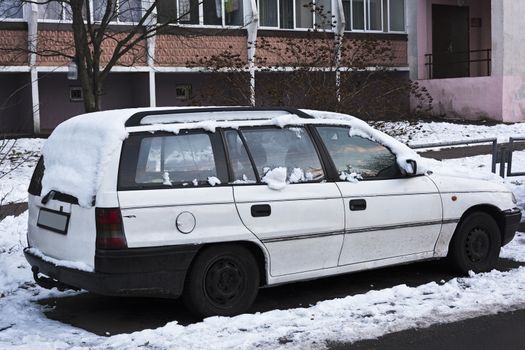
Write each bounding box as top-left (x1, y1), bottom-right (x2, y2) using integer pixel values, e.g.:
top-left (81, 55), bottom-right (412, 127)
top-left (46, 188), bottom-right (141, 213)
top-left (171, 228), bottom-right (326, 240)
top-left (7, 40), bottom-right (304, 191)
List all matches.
top-left (119, 132), bottom-right (226, 189)
top-left (240, 127), bottom-right (325, 183)
top-left (316, 126), bottom-right (401, 179)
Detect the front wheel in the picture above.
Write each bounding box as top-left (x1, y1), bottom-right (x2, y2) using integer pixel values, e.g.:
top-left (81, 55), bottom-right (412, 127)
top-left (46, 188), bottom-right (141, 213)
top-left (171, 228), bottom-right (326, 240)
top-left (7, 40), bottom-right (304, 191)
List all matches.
top-left (448, 212), bottom-right (501, 274)
top-left (182, 244), bottom-right (259, 317)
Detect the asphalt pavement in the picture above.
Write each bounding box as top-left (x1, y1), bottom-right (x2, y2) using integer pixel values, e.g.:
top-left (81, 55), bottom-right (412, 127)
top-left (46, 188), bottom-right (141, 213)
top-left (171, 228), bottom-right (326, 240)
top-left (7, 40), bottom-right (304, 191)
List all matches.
top-left (330, 309), bottom-right (525, 350)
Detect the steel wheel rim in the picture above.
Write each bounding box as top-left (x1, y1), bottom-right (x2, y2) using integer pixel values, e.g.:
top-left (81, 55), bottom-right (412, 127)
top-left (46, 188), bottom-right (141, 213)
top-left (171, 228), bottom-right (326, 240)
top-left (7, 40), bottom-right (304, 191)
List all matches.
top-left (204, 257), bottom-right (245, 306)
top-left (465, 227), bottom-right (491, 262)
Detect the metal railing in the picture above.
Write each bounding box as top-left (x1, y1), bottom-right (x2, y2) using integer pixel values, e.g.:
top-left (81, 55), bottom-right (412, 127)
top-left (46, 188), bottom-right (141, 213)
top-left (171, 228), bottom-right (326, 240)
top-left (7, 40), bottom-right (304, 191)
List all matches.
top-left (410, 138), bottom-right (498, 174)
top-left (507, 138), bottom-right (525, 177)
top-left (424, 49), bottom-right (492, 80)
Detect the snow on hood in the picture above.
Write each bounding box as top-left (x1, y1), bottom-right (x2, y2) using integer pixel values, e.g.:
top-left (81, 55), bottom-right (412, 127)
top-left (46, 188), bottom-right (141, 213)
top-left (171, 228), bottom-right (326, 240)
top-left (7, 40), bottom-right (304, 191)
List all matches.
top-left (41, 109), bottom-right (131, 207)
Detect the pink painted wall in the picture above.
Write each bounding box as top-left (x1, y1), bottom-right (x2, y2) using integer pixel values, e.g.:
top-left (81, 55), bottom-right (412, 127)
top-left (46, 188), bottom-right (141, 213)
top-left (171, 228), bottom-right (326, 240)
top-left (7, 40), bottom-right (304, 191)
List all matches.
top-left (415, 76), bottom-right (503, 121)
top-left (417, 0), bottom-right (492, 79)
top-left (502, 76), bottom-right (525, 123)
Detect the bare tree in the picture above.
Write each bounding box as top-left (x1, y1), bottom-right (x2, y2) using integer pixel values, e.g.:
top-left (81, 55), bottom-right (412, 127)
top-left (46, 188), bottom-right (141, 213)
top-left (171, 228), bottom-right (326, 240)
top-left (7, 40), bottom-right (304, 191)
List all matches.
top-left (188, 4), bottom-right (432, 120)
top-left (0, 0), bottom-right (205, 112)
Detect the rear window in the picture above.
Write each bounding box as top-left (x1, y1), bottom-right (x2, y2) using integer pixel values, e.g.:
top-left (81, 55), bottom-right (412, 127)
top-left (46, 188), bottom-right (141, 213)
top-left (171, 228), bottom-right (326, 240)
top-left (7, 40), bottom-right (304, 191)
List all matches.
top-left (28, 156), bottom-right (44, 196)
top-left (119, 132), bottom-right (226, 189)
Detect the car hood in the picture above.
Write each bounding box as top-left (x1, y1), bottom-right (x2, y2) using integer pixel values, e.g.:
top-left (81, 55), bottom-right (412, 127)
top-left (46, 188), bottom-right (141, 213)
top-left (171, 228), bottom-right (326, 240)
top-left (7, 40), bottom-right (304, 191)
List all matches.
top-left (427, 173), bottom-right (510, 194)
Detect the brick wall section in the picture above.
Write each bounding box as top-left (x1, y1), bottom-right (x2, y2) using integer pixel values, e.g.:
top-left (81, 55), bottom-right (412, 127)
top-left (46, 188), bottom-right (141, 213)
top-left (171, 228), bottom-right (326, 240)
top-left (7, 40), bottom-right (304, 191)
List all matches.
top-left (0, 30), bottom-right (28, 65)
top-left (341, 37), bottom-right (407, 67)
top-left (36, 30), bottom-right (147, 66)
top-left (255, 35), bottom-right (407, 67)
top-left (0, 27), bottom-right (406, 68)
top-left (155, 34), bottom-right (247, 66)
top-left (37, 30), bottom-right (74, 65)
top-left (257, 36), bottom-right (335, 67)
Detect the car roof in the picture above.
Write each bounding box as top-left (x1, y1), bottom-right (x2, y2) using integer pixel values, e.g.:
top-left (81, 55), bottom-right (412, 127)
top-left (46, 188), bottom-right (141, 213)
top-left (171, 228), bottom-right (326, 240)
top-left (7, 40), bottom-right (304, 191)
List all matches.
top-left (124, 107), bottom-right (314, 127)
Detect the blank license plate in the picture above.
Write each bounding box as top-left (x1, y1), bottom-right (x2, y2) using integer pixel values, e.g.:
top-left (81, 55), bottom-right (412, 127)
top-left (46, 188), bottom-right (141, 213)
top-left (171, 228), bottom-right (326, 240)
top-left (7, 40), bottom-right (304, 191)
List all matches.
top-left (37, 208), bottom-right (70, 235)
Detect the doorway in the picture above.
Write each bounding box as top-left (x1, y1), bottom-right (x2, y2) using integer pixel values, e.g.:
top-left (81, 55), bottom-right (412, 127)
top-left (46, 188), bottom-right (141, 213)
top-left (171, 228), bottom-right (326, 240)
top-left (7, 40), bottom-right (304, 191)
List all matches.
top-left (432, 4), bottom-right (470, 79)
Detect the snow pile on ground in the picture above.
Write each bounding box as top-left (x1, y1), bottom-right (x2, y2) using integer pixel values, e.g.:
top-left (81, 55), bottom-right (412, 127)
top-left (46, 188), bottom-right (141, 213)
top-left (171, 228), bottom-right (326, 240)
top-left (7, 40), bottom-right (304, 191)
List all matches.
top-left (1, 208), bottom-right (525, 349)
top-left (0, 138), bottom-right (43, 204)
top-left (377, 120), bottom-right (525, 146)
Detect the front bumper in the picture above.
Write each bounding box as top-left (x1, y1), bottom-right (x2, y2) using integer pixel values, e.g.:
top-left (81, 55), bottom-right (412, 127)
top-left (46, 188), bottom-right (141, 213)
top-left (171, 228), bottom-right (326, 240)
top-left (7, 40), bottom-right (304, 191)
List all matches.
top-left (502, 208), bottom-right (522, 246)
top-left (24, 244), bottom-right (201, 298)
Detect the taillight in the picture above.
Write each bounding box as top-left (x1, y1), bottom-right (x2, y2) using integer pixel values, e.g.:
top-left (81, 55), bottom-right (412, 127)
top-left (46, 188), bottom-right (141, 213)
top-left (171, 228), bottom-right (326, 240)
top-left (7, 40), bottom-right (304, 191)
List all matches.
top-left (95, 208), bottom-right (127, 249)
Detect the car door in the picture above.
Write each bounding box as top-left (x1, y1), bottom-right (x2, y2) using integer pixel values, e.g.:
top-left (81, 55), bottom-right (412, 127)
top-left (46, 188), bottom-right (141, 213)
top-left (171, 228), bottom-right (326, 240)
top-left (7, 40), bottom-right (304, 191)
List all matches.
top-left (226, 127), bottom-right (345, 277)
top-left (117, 130), bottom-right (250, 248)
top-left (314, 126), bottom-right (443, 266)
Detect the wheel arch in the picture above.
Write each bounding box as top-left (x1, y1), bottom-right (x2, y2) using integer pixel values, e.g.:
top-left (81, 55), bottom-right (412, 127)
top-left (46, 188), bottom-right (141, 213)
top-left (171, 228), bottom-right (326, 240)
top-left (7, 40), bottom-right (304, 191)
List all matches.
top-left (188, 240), bottom-right (269, 287)
top-left (454, 204), bottom-right (505, 247)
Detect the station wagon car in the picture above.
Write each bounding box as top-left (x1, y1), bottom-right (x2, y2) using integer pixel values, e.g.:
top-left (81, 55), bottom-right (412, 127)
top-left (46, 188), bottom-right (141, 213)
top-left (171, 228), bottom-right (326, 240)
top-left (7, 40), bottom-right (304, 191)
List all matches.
top-left (24, 107), bottom-right (522, 317)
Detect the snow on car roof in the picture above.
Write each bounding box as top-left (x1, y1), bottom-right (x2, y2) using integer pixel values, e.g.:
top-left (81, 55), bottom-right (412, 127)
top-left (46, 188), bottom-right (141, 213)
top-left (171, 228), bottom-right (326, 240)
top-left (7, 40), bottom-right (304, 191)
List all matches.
top-left (40, 107), bottom-right (425, 207)
top-left (138, 110), bottom-right (294, 125)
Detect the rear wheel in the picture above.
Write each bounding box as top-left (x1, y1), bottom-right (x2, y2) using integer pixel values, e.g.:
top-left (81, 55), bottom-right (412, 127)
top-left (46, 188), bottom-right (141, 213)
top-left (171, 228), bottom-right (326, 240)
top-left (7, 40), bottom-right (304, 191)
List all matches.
top-left (183, 244), bottom-right (259, 317)
top-left (448, 212), bottom-right (501, 274)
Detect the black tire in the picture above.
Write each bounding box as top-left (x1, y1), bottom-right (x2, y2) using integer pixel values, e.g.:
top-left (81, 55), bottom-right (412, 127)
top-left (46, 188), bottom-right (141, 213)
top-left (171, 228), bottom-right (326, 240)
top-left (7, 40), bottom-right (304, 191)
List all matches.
top-left (448, 212), bottom-right (501, 274)
top-left (182, 244), bottom-right (260, 317)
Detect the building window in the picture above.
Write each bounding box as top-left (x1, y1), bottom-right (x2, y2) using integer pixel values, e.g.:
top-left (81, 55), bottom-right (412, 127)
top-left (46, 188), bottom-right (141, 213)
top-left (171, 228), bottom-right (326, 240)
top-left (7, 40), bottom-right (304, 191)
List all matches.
top-left (93, 0), bottom-right (143, 23)
top-left (259, 0), bottom-right (332, 29)
top-left (157, 0), bottom-right (243, 26)
top-left (38, 1), bottom-right (71, 21)
top-left (0, 0), bottom-right (23, 19)
top-left (69, 87), bottom-right (84, 102)
top-left (175, 85), bottom-right (192, 100)
top-left (388, 0), bottom-right (405, 32)
top-left (343, 0), bottom-right (404, 32)
top-left (37, 0), bottom-right (142, 23)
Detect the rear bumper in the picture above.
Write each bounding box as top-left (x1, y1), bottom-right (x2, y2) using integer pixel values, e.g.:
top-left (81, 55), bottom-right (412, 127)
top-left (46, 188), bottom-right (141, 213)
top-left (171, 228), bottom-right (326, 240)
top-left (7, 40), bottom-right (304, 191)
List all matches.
top-left (24, 244), bottom-right (201, 298)
top-left (502, 208), bottom-right (522, 246)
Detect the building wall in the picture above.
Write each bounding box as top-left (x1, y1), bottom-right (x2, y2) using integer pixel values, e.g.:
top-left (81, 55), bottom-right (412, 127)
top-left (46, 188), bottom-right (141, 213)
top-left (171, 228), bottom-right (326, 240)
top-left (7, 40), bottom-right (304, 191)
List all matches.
top-left (0, 29), bottom-right (28, 65)
top-left (415, 76), bottom-right (503, 121)
top-left (36, 29), bottom-right (147, 66)
top-left (155, 32), bottom-right (248, 66)
top-left (0, 73), bottom-right (33, 133)
top-left (499, 0), bottom-right (525, 122)
top-left (156, 72), bottom-right (250, 106)
top-left (0, 8), bottom-right (410, 133)
top-left (38, 73), bottom-right (150, 131)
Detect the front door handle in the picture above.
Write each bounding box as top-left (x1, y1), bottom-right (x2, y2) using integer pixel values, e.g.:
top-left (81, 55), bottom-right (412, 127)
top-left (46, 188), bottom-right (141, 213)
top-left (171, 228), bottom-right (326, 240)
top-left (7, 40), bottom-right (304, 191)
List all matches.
top-left (251, 204), bottom-right (271, 217)
top-left (349, 199), bottom-right (367, 211)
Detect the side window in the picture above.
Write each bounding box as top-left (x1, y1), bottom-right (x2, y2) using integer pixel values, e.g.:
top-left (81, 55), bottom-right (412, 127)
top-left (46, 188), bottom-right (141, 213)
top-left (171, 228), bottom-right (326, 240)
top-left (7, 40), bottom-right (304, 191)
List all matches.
top-left (316, 126), bottom-right (400, 179)
top-left (223, 130), bottom-right (257, 184)
top-left (240, 127), bottom-right (325, 183)
top-left (120, 132), bottom-right (221, 188)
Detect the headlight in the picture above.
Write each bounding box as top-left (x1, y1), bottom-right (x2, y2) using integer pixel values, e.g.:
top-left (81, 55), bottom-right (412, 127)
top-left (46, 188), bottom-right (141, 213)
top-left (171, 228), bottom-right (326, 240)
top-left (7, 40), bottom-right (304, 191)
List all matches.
top-left (512, 192), bottom-right (518, 204)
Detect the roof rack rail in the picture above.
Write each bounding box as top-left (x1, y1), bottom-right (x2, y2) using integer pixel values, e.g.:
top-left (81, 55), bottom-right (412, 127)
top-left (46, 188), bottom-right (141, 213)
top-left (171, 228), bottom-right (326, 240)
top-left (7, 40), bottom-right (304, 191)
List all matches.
top-left (124, 107), bottom-right (314, 127)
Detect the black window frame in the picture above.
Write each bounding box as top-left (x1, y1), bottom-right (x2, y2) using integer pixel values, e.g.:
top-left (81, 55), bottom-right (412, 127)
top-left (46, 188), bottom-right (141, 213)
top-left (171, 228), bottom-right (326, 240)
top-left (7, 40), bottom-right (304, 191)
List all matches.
top-left (118, 130), bottom-right (229, 191)
top-left (311, 124), bottom-right (407, 181)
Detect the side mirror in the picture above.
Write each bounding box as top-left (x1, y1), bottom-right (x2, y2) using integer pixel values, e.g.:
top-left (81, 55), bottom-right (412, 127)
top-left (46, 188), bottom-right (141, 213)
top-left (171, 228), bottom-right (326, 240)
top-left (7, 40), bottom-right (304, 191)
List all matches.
top-left (405, 159), bottom-right (418, 176)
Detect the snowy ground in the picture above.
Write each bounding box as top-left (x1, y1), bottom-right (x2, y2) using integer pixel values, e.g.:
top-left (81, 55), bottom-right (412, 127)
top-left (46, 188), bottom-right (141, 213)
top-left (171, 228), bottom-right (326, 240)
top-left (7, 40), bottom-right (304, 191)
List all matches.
top-left (2, 121), bottom-right (525, 349)
top-left (0, 139), bottom-right (44, 205)
top-left (374, 120), bottom-right (525, 146)
top-left (1, 211), bottom-right (525, 349)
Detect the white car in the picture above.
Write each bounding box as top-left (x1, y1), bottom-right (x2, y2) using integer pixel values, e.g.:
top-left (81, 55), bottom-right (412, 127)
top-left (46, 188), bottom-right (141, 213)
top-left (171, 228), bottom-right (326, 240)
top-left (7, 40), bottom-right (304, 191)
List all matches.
top-left (25, 107), bottom-right (521, 317)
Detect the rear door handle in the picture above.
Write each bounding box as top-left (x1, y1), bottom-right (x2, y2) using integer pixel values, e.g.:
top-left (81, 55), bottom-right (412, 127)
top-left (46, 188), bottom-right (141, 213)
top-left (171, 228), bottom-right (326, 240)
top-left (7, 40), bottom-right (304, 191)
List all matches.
top-left (349, 199), bottom-right (366, 211)
top-left (251, 204), bottom-right (271, 217)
